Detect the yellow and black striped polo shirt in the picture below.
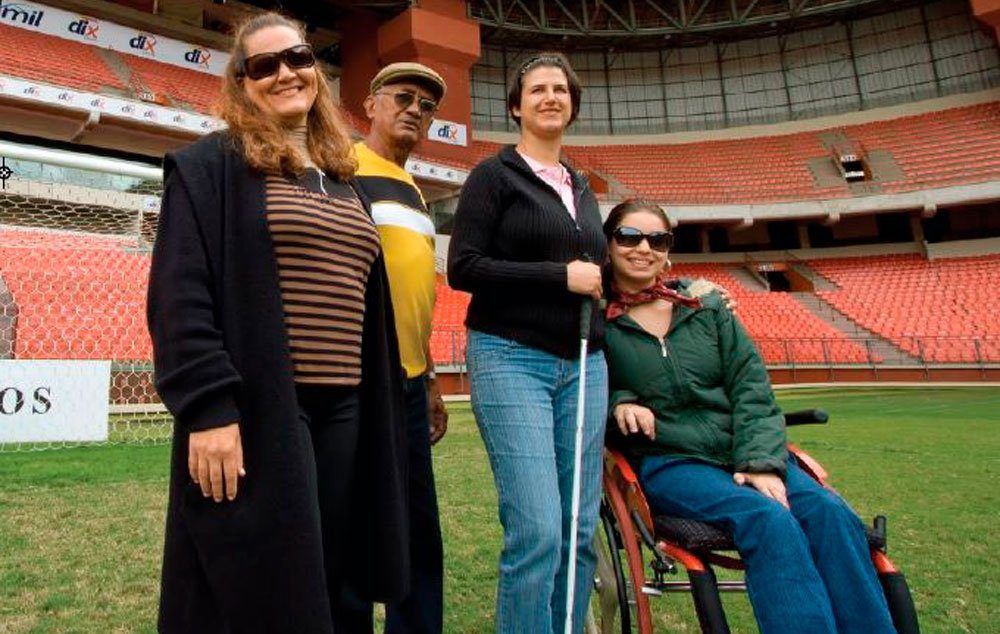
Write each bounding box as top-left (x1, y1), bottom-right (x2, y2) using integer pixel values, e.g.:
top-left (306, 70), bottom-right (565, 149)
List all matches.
top-left (353, 141), bottom-right (437, 379)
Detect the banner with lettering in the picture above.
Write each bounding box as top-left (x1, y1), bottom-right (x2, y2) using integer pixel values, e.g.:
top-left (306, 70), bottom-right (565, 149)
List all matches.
top-left (0, 0), bottom-right (228, 76)
top-left (427, 118), bottom-right (469, 147)
top-left (0, 360), bottom-right (111, 443)
top-left (0, 74), bottom-right (222, 134)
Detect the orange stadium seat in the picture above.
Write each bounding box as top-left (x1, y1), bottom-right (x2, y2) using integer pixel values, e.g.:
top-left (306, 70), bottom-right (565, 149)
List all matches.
top-left (121, 56), bottom-right (223, 113)
top-left (430, 275), bottom-right (470, 366)
top-left (469, 102), bottom-right (1000, 205)
top-left (0, 24), bottom-right (126, 93)
top-left (809, 254), bottom-right (1000, 363)
top-left (669, 264), bottom-right (870, 364)
top-left (0, 228), bottom-right (151, 361)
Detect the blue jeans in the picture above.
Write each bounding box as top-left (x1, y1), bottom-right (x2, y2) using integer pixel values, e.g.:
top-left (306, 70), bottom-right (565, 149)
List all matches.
top-left (467, 330), bottom-right (608, 634)
top-left (639, 456), bottom-right (896, 634)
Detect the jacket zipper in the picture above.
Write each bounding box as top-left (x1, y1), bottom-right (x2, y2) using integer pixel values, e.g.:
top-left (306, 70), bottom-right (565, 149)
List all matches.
top-left (659, 337), bottom-right (668, 358)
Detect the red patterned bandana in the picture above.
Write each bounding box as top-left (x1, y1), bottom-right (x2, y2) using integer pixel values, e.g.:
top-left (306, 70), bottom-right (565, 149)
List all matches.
top-left (606, 280), bottom-right (702, 320)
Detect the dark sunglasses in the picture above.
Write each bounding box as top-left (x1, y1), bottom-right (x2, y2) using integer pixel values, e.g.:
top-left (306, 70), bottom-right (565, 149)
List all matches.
top-left (378, 90), bottom-right (438, 116)
top-left (239, 44), bottom-right (315, 80)
top-left (612, 226), bottom-right (674, 252)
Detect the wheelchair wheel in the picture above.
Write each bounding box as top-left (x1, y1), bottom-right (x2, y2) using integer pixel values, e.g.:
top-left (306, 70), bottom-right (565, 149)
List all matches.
top-left (589, 499), bottom-right (642, 633)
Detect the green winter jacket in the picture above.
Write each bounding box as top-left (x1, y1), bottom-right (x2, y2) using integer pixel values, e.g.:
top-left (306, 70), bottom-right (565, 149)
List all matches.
top-left (604, 285), bottom-right (788, 477)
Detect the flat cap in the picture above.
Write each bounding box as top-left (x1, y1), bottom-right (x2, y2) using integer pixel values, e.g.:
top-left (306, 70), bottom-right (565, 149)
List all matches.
top-left (370, 62), bottom-right (447, 102)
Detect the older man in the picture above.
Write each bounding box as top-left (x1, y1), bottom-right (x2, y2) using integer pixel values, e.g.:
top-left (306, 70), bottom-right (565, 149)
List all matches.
top-left (351, 62), bottom-right (447, 634)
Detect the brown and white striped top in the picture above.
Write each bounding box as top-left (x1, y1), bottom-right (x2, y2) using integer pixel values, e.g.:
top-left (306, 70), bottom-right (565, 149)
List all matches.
top-left (265, 172), bottom-right (380, 385)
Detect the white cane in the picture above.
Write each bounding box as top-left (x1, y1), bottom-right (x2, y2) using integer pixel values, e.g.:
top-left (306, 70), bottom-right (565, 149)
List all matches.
top-left (564, 296), bottom-right (594, 634)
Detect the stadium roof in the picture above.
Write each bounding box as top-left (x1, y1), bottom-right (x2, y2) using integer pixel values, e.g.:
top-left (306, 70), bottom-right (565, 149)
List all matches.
top-left (469, 0), bottom-right (929, 48)
top-left (219, 0), bottom-right (929, 52)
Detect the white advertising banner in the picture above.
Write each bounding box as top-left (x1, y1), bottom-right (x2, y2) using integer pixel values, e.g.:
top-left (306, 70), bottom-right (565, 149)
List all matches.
top-left (0, 74), bottom-right (223, 134)
top-left (0, 360), bottom-right (111, 443)
top-left (0, 0), bottom-right (228, 76)
top-left (428, 118), bottom-right (468, 147)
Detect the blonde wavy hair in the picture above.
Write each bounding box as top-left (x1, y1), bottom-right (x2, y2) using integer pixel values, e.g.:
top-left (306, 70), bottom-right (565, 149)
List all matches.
top-left (215, 12), bottom-right (356, 180)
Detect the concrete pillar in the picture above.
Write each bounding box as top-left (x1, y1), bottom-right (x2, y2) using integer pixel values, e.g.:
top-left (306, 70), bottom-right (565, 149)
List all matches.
top-left (699, 227), bottom-right (711, 253)
top-left (339, 0), bottom-right (480, 165)
top-left (797, 223), bottom-right (811, 249)
top-left (910, 213), bottom-right (926, 243)
top-left (971, 0), bottom-right (1000, 42)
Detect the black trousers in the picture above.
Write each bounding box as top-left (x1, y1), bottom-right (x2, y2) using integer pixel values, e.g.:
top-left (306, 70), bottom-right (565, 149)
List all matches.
top-left (296, 383), bottom-right (366, 633)
top-left (385, 375), bottom-right (444, 634)
top-left (340, 375), bottom-right (445, 634)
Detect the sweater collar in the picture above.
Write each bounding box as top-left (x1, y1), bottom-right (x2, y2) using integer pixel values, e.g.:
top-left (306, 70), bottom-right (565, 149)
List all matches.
top-left (499, 144), bottom-right (586, 194)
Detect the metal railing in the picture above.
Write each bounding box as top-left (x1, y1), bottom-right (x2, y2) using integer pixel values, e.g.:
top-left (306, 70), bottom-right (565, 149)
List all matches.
top-left (430, 328), bottom-right (1000, 372)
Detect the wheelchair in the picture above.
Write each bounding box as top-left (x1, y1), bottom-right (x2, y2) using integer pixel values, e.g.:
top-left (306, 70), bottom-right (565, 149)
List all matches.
top-left (589, 409), bottom-right (920, 634)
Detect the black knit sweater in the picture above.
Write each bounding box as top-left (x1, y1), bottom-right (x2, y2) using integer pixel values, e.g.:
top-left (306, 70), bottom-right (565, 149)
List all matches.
top-left (447, 145), bottom-right (607, 359)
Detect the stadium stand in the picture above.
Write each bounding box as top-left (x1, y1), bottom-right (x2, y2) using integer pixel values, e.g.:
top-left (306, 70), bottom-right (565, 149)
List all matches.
top-left (557, 102), bottom-right (1000, 204)
top-left (809, 254), bottom-right (1000, 363)
top-left (1, 1), bottom-right (997, 375)
top-left (427, 266), bottom-right (872, 366)
top-left (441, 102), bottom-right (1000, 204)
top-left (562, 134), bottom-right (847, 205)
top-left (430, 275), bottom-right (470, 365)
top-left (847, 103), bottom-right (1000, 192)
top-left (0, 228), bottom-right (151, 361)
top-left (670, 263), bottom-right (871, 364)
top-left (5, 232), bottom-right (993, 367)
top-left (0, 24), bottom-right (126, 93)
top-left (121, 56), bottom-right (222, 113)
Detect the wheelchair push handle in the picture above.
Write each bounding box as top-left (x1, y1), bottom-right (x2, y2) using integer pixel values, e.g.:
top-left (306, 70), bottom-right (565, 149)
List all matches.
top-left (783, 408), bottom-right (829, 426)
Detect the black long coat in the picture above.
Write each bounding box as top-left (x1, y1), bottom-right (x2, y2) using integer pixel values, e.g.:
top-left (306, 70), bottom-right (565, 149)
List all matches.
top-left (147, 132), bottom-right (409, 633)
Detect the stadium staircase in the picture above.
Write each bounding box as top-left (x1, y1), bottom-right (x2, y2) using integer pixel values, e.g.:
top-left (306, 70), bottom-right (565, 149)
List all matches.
top-left (808, 254), bottom-right (1000, 364)
top-left (789, 291), bottom-right (921, 365)
top-left (120, 56), bottom-right (221, 112)
top-left (671, 263), bottom-right (870, 364)
top-left (725, 266), bottom-right (769, 291)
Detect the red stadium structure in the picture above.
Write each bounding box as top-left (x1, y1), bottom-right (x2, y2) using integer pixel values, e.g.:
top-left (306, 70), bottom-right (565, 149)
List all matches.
top-left (2, 0), bottom-right (1000, 402)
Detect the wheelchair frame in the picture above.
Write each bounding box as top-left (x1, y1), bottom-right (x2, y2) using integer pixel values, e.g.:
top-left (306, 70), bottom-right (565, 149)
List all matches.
top-left (591, 410), bottom-right (920, 634)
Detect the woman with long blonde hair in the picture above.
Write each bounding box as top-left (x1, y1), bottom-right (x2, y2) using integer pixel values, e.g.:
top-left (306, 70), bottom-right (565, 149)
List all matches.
top-left (148, 12), bottom-right (409, 633)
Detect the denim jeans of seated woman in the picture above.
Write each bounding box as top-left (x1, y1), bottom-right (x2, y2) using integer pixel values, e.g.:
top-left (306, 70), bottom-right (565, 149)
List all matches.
top-left (466, 329), bottom-right (608, 634)
top-left (639, 455), bottom-right (896, 634)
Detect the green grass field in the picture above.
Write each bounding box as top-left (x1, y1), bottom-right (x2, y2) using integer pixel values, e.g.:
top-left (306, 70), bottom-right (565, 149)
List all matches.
top-left (0, 387), bottom-right (997, 633)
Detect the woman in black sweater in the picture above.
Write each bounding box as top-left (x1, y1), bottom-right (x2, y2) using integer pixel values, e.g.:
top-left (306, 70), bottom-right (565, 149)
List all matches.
top-left (147, 13), bottom-right (407, 633)
top-left (447, 53), bottom-right (606, 634)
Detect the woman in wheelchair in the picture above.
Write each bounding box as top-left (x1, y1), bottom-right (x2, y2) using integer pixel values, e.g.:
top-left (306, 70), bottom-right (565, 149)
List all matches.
top-left (601, 199), bottom-right (896, 634)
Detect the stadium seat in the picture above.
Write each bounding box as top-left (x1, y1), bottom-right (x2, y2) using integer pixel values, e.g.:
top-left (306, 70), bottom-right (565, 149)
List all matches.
top-left (121, 56), bottom-right (222, 113)
top-left (808, 254), bottom-right (1000, 363)
top-left (0, 228), bottom-right (151, 361)
top-left (0, 24), bottom-right (126, 93)
top-left (469, 102), bottom-right (1000, 205)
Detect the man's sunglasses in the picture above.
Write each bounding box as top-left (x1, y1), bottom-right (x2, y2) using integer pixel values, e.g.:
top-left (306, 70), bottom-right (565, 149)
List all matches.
top-left (378, 90), bottom-right (438, 116)
top-left (612, 226), bottom-right (674, 252)
top-left (239, 44), bottom-right (316, 81)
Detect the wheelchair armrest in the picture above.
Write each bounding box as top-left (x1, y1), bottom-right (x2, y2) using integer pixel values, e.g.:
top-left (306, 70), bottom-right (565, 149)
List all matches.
top-left (604, 448), bottom-right (656, 537)
top-left (784, 408), bottom-right (829, 426)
